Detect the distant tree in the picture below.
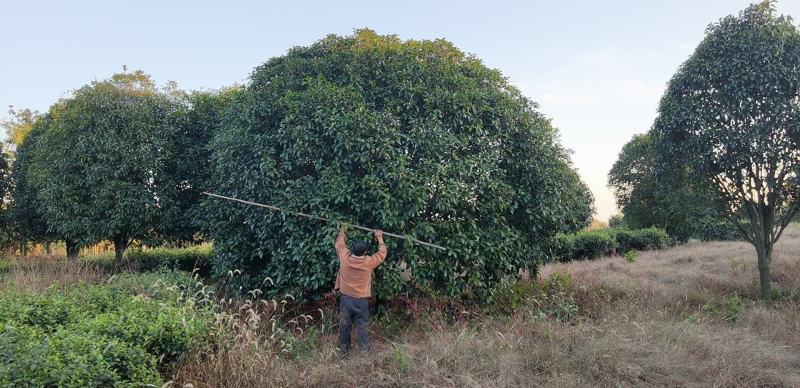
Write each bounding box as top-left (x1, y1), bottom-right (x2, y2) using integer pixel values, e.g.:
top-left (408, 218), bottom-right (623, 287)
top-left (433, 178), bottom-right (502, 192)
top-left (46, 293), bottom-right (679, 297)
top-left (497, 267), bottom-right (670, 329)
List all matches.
top-left (29, 71), bottom-right (185, 261)
top-left (608, 214), bottom-right (625, 229)
top-left (1, 107), bottom-right (39, 153)
top-left (608, 133), bottom-right (721, 241)
top-left (654, 2), bottom-right (800, 300)
top-left (6, 118), bottom-right (60, 255)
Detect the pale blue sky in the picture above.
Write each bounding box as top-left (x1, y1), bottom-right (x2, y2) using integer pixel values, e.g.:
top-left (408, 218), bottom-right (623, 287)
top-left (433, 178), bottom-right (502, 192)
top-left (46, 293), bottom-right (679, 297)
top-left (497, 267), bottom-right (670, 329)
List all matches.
top-left (3, 0), bottom-right (799, 220)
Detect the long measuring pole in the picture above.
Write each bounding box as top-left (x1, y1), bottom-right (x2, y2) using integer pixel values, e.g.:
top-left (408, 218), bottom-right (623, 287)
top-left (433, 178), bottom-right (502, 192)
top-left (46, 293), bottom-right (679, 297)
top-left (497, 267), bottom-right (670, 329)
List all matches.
top-left (202, 192), bottom-right (446, 251)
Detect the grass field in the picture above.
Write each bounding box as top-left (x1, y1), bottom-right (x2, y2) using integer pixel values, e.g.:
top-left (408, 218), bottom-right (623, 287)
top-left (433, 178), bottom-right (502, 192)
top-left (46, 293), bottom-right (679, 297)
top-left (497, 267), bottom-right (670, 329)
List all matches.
top-left (2, 226), bottom-right (799, 387)
top-left (168, 224), bottom-right (800, 387)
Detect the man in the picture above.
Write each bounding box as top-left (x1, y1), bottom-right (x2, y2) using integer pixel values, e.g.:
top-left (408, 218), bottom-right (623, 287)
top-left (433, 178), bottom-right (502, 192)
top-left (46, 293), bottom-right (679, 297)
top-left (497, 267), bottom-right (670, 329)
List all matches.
top-left (334, 223), bottom-right (387, 354)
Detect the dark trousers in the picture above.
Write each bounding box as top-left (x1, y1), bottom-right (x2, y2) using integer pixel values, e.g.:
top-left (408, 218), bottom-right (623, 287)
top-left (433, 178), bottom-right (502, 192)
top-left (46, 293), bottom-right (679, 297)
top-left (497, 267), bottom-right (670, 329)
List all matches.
top-left (338, 294), bottom-right (370, 353)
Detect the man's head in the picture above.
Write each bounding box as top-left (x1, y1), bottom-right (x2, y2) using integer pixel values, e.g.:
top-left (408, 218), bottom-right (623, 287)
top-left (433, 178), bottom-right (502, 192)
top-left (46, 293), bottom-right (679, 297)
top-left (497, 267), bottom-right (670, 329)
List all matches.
top-left (352, 240), bottom-right (369, 256)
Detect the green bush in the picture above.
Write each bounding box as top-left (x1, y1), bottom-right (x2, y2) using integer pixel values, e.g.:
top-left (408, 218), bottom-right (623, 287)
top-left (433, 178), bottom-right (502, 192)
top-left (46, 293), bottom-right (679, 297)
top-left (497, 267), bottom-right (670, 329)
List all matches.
top-left (552, 234), bottom-right (576, 261)
top-left (126, 244), bottom-right (211, 273)
top-left (691, 218), bottom-right (742, 241)
top-left (634, 227), bottom-right (669, 250)
top-left (571, 230), bottom-right (617, 260)
top-left (81, 244), bottom-right (212, 274)
top-left (0, 323), bottom-right (161, 387)
top-left (552, 227), bottom-right (669, 262)
top-left (615, 227), bottom-right (669, 252)
top-left (0, 271), bottom-right (212, 387)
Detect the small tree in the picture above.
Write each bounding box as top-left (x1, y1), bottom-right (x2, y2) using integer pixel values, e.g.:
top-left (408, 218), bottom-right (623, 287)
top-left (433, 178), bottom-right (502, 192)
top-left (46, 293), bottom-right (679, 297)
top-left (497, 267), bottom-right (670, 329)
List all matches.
top-left (654, 1), bottom-right (800, 300)
top-left (30, 71), bottom-right (184, 261)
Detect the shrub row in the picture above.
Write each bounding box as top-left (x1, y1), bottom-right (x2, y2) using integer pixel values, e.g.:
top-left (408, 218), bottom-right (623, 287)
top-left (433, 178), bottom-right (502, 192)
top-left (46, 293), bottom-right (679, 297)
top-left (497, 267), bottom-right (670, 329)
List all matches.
top-left (81, 244), bottom-right (212, 274)
top-left (552, 227), bottom-right (669, 261)
top-left (0, 246), bottom-right (212, 277)
top-left (0, 271), bottom-right (213, 387)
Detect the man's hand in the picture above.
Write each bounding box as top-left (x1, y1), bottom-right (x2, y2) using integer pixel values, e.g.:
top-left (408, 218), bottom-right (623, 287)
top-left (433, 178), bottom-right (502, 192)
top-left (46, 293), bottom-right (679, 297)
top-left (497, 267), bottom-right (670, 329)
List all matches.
top-left (374, 229), bottom-right (384, 243)
top-left (339, 223), bottom-right (348, 233)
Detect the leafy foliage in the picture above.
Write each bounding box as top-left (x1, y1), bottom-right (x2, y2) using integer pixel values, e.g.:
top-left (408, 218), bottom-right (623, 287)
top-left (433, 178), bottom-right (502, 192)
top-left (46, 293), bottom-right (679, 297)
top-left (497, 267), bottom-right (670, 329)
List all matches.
top-left (159, 88), bottom-right (241, 244)
top-left (81, 245), bottom-right (212, 274)
top-left (207, 30), bottom-right (593, 299)
top-left (26, 71), bottom-right (188, 259)
top-left (608, 132), bottom-right (725, 241)
top-left (552, 227), bottom-right (668, 262)
top-left (6, 120), bottom-right (58, 249)
top-left (0, 271), bottom-right (212, 387)
top-left (1, 107), bottom-right (38, 152)
top-left (652, 2), bottom-right (800, 299)
top-left (608, 214), bottom-right (625, 228)
top-left (614, 227), bottom-right (669, 252)
top-left (553, 230), bottom-right (615, 261)
top-left (692, 218), bottom-right (742, 242)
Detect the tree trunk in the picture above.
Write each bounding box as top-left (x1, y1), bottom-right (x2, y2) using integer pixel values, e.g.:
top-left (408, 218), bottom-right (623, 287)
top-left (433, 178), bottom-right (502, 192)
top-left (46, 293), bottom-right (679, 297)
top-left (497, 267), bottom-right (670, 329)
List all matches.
top-left (113, 236), bottom-right (129, 262)
top-left (20, 242), bottom-right (27, 258)
top-left (45, 242), bottom-right (52, 255)
top-left (755, 241), bottom-right (772, 301)
top-left (66, 240), bottom-right (80, 260)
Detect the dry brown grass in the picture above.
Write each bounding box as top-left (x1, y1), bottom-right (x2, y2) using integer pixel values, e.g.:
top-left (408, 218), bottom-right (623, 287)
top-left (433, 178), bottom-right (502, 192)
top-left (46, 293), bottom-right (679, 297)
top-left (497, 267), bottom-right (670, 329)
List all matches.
top-left (0, 257), bottom-right (105, 293)
top-left (7, 226), bottom-right (794, 386)
top-left (167, 224), bottom-right (800, 387)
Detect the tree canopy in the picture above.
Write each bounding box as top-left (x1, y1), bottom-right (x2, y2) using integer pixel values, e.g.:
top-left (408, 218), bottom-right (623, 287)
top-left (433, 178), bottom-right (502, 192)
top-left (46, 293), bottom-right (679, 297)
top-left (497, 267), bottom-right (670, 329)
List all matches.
top-left (157, 87), bottom-right (242, 244)
top-left (1, 107), bottom-right (39, 153)
top-left (653, 1), bottom-right (800, 299)
top-left (27, 71), bottom-right (188, 260)
top-left (608, 132), bottom-right (723, 241)
top-left (206, 30), bottom-right (593, 299)
top-left (6, 118), bottom-right (58, 251)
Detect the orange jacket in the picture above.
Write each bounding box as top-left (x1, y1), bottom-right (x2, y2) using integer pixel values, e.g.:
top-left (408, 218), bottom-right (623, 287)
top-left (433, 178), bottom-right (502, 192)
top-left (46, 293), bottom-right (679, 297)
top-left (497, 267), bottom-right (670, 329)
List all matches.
top-left (334, 229), bottom-right (387, 298)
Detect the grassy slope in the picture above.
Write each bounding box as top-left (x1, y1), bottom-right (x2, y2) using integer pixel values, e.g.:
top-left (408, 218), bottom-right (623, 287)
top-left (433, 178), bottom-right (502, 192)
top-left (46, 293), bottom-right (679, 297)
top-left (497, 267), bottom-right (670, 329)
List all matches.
top-left (171, 224), bottom-right (800, 387)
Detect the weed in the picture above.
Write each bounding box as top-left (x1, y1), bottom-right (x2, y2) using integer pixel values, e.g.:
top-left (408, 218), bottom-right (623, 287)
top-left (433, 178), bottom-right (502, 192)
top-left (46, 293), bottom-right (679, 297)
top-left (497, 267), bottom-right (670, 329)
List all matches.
top-left (624, 250), bottom-right (638, 263)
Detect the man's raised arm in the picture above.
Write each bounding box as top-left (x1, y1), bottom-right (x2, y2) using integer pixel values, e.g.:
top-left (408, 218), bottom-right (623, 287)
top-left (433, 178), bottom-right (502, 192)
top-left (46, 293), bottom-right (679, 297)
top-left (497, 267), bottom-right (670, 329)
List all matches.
top-left (369, 229), bottom-right (388, 268)
top-left (335, 223), bottom-right (349, 260)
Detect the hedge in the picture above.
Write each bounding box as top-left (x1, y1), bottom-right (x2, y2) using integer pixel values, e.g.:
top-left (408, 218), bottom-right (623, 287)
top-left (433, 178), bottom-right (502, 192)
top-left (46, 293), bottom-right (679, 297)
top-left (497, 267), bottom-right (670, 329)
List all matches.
top-left (615, 227), bottom-right (669, 252)
top-left (552, 227), bottom-right (669, 262)
top-left (553, 230), bottom-right (617, 261)
top-left (82, 244), bottom-right (212, 274)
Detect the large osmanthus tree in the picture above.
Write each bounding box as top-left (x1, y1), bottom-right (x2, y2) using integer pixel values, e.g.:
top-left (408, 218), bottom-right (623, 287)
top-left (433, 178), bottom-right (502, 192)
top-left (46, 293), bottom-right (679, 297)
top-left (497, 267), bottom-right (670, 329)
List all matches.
top-left (207, 30), bottom-right (593, 299)
top-left (29, 71), bottom-right (186, 260)
top-left (654, 1), bottom-right (800, 300)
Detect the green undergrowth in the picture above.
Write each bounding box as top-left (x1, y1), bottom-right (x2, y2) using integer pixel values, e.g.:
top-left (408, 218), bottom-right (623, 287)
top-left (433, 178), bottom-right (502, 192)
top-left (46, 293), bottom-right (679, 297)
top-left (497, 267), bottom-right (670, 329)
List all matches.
top-left (0, 271), bottom-right (213, 387)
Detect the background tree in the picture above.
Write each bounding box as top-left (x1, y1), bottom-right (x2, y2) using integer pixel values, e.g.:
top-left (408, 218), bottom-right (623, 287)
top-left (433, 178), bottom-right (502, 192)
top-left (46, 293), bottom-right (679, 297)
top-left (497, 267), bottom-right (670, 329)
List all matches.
top-left (6, 118), bottom-right (59, 256)
top-left (1, 107), bottom-right (39, 154)
top-left (29, 71), bottom-right (185, 261)
top-left (207, 30), bottom-right (593, 299)
top-left (157, 87), bottom-right (241, 245)
top-left (608, 132), bottom-right (723, 241)
top-left (653, 1), bottom-right (800, 300)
